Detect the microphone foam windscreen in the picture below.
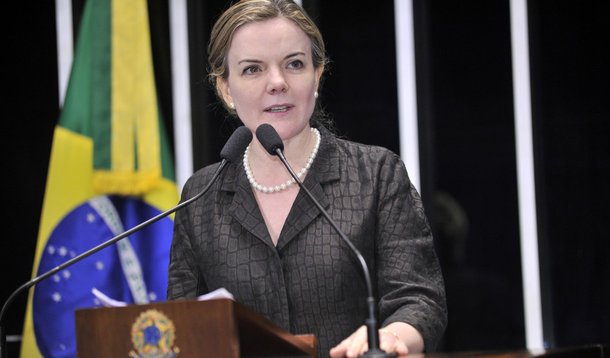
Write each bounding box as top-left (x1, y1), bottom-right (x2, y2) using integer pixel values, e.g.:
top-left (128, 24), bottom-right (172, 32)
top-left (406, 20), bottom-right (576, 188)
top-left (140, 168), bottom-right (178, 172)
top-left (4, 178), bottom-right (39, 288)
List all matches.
top-left (220, 126), bottom-right (253, 162)
top-left (256, 124), bottom-right (284, 155)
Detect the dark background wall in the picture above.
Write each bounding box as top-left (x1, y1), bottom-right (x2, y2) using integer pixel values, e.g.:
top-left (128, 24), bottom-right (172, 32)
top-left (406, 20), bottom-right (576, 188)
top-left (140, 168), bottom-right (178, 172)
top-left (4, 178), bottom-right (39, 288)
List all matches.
top-left (2, 0), bottom-right (608, 355)
top-left (527, 0), bottom-right (609, 346)
top-left (3, 3), bottom-right (59, 356)
top-left (413, 0), bottom-right (524, 350)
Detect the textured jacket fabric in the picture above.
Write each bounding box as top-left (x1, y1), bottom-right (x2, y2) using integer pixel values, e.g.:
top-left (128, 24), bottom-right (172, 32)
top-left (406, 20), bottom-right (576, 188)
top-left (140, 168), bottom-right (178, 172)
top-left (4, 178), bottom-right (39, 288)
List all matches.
top-left (167, 126), bottom-right (447, 356)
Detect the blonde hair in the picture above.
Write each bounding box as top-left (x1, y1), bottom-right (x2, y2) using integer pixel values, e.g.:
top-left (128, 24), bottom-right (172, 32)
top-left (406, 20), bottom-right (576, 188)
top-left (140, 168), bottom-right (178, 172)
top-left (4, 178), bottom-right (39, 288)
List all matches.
top-left (208, 0), bottom-right (328, 106)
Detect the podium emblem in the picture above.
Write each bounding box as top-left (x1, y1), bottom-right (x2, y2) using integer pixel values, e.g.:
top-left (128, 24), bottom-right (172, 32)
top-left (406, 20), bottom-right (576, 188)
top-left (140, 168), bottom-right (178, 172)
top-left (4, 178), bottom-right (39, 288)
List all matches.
top-left (129, 309), bottom-right (180, 358)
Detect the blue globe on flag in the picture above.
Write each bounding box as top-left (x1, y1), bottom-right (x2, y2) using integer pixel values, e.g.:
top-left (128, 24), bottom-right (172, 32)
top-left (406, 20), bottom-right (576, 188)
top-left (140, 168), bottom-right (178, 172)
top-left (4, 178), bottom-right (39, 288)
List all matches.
top-left (32, 195), bottom-right (173, 358)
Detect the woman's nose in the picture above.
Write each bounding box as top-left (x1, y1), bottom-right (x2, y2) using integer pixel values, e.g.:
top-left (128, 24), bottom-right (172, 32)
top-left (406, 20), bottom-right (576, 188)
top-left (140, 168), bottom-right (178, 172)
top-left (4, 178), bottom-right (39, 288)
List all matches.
top-left (266, 68), bottom-right (288, 94)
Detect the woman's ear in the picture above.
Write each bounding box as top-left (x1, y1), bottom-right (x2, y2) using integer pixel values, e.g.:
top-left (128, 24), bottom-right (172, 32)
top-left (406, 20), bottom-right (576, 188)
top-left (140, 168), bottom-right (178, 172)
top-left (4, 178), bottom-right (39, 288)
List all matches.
top-left (315, 65), bottom-right (324, 90)
top-left (216, 77), bottom-right (233, 108)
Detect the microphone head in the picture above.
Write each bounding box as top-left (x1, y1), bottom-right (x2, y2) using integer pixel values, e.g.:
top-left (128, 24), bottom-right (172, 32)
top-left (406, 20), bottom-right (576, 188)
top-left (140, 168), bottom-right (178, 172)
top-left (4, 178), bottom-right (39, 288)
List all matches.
top-left (220, 126), bottom-right (253, 162)
top-left (256, 124), bottom-right (284, 156)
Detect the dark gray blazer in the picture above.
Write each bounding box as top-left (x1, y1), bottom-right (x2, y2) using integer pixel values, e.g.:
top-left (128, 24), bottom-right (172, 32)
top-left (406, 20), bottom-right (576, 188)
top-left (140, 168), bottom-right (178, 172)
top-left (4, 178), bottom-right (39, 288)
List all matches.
top-left (167, 126), bottom-right (447, 356)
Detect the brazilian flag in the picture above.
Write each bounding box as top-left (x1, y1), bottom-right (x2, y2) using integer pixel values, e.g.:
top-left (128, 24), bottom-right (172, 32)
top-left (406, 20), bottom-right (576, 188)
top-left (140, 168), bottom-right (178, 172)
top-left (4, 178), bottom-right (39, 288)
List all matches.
top-left (20, 0), bottom-right (178, 357)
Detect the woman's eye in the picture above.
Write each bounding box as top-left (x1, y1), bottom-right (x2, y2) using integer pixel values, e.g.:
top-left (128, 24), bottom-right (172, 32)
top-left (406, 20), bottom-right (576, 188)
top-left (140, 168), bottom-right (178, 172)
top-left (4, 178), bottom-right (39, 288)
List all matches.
top-left (287, 60), bottom-right (304, 70)
top-left (243, 65), bottom-right (260, 75)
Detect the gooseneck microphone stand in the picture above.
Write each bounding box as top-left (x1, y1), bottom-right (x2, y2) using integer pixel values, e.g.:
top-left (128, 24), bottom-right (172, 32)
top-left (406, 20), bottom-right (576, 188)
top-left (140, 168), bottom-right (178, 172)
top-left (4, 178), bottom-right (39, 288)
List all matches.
top-left (256, 124), bottom-right (396, 358)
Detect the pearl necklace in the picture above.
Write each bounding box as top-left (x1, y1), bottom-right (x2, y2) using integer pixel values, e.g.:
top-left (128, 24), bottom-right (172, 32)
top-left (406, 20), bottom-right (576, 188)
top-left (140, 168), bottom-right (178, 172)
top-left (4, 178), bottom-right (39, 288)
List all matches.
top-left (243, 128), bottom-right (321, 193)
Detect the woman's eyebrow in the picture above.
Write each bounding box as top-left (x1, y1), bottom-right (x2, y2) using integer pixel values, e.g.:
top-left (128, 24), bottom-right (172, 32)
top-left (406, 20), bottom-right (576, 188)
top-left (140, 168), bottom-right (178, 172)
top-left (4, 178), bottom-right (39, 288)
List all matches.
top-left (238, 58), bottom-right (263, 65)
top-left (237, 51), bottom-right (305, 65)
top-left (284, 51), bottom-right (305, 60)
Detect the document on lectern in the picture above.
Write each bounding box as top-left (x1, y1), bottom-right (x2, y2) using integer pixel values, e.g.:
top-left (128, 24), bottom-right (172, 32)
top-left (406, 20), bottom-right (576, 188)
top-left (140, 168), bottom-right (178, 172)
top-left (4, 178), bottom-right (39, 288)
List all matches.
top-left (92, 287), bottom-right (234, 307)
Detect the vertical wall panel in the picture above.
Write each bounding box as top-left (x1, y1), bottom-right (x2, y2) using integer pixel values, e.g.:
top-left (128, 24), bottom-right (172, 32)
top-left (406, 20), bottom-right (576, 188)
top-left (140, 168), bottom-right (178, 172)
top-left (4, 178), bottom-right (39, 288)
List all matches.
top-left (316, 1), bottom-right (400, 155)
top-left (55, 0), bottom-right (73, 106)
top-left (2, 2), bottom-right (59, 355)
top-left (413, 0), bottom-right (526, 351)
top-left (188, 0), bottom-right (244, 171)
top-left (528, 0), bottom-right (610, 347)
top-left (394, 0), bottom-right (422, 190)
top-left (170, 0), bottom-right (194, 190)
top-left (509, 0), bottom-right (544, 349)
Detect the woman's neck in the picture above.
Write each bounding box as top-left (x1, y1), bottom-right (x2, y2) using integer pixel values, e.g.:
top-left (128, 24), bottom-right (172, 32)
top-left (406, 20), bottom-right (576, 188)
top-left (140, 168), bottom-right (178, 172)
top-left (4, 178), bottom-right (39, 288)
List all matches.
top-left (251, 126), bottom-right (314, 164)
top-left (246, 126), bottom-right (317, 185)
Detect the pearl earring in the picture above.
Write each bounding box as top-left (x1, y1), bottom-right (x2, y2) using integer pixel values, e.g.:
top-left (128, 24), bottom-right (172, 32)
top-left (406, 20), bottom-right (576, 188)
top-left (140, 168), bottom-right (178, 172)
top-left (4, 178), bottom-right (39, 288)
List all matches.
top-left (314, 91), bottom-right (319, 99)
top-left (229, 102), bottom-right (235, 109)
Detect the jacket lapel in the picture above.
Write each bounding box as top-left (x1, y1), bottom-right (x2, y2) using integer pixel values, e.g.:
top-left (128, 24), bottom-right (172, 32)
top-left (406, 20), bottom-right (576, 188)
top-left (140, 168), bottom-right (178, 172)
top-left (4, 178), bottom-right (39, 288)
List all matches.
top-left (276, 127), bottom-right (341, 251)
top-left (224, 163), bottom-right (276, 248)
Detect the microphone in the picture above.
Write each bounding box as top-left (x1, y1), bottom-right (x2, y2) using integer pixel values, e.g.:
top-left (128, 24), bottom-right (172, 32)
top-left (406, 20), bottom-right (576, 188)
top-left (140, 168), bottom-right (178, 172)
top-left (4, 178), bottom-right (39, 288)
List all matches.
top-left (0, 126), bottom-right (252, 358)
top-left (255, 124), bottom-right (395, 358)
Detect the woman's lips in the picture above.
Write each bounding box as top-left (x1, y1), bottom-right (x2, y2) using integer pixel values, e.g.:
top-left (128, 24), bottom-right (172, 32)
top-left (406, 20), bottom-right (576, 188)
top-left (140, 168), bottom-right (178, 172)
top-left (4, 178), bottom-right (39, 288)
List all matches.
top-left (264, 104), bottom-right (293, 113)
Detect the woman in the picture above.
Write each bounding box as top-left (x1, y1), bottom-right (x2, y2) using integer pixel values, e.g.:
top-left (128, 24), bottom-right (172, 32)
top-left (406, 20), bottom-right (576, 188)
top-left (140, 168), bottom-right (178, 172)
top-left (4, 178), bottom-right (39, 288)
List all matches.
top-left (167, 0), bottom-right (447, 356)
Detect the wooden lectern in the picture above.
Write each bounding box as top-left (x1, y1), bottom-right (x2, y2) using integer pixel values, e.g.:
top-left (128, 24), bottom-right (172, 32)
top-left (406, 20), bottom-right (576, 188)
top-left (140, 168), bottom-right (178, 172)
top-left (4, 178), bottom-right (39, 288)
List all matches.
top-left (75, 298), bottom-right (316, 357)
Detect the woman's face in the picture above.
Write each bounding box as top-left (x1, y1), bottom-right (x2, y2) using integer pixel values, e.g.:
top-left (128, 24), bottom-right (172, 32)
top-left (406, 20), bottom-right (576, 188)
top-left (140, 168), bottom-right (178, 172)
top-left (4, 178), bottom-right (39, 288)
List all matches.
top-left (218, 17), bottom-right (322, 141)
